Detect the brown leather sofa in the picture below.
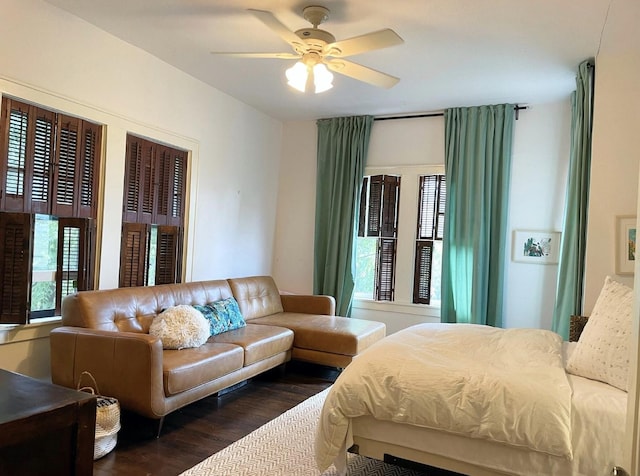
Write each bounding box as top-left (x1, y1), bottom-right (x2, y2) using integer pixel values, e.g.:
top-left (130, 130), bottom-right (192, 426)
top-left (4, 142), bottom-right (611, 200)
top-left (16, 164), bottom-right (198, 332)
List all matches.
top-left (50, 275), bottom-right (386, 429)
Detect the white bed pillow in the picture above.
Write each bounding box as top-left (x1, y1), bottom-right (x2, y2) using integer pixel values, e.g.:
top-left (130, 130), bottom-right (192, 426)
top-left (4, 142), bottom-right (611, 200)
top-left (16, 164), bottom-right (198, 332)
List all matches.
top-left (566, 276), bottom-right (633, 391)
top-left (149, 305), bottom-right (210, 350)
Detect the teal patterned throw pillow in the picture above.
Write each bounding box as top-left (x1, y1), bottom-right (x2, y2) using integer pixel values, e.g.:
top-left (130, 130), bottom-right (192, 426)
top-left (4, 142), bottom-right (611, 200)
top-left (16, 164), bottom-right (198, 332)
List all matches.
top-left (193, 297), bottom-right (246, 336)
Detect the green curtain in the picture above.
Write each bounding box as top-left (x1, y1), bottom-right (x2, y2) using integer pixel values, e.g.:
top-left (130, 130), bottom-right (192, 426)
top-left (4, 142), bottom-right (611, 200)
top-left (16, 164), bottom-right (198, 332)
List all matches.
top-left (441, 104), bottom-right (515, 326)
top-left (552, 60), bottom-right (595, 339)
top-left (314, 115), bottom-right (373, 316)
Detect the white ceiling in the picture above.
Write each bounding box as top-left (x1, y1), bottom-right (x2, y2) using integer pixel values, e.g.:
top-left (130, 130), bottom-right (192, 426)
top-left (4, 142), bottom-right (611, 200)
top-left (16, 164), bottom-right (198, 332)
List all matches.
top-left (42, 0), bottom-right (611, 122)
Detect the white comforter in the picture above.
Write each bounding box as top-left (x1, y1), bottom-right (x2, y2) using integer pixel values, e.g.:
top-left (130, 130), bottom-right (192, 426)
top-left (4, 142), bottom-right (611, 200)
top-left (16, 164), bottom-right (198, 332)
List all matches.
top-left (315, 323), bottom-right (573, 472)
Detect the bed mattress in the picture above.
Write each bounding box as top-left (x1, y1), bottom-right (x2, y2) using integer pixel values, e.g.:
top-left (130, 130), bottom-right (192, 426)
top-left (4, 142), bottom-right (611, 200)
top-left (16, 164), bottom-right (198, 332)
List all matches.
top-left (350, 370), bottom-right (626, 475)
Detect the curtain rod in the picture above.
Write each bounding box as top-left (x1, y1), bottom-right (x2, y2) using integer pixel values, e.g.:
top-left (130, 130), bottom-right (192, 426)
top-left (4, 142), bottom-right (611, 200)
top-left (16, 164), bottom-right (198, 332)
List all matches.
top-left (374, 104), bottom-right (528, 122)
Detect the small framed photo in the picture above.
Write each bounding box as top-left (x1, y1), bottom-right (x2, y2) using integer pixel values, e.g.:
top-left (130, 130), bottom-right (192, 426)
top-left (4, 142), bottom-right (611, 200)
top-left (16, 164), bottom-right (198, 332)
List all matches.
top-left (512, 230), bottom-right (561, 264)
top-left (615, 215), bottom-right (636, 275)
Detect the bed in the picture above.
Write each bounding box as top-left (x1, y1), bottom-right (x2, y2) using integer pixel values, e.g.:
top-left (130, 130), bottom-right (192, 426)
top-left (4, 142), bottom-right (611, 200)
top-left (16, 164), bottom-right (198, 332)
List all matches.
top-left (315, 277), bottom-right (632, 476)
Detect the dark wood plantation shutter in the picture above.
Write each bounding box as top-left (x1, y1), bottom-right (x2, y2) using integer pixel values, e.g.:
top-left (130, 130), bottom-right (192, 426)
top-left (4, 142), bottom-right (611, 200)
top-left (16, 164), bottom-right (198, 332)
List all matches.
top-left (0, 99), bottom-right (56, 214)
top-left (155, 226), bottom-right (182, 285)
top-left (357, 176), bottom-right (368, 237)
top-left (0, 213), bottom-right (32, 324)
top-left (55, 218), bottom-right (96, 314)
top-left (375, 238), bottom-right (397, 301)
top-left (0, 100), bottom-right (29, 211)
top-left (169, 150), bottom-right (187, 226)
top-left (123, 137), bottom-right (155, 225)
top-left (381, 175), bottom-right (400, 237)
top-left (413, 241), bottom-right (434, 304)
top-left (123, 138), bottom-right (142, 223)
top-left (119, 222), bottom-right (149, 288)
top-left (155, 146), bottom-right (187, 226)
top-left (52, 115), bottom-right (80, 217)
top-left (366, 175), bottom-right (383, 237)
top-left (1, 99), bottom-right (101, 218)
top-left (77, 121), bottom-right (102, 218)
top-left (413, 174), bottom-right (446, 304)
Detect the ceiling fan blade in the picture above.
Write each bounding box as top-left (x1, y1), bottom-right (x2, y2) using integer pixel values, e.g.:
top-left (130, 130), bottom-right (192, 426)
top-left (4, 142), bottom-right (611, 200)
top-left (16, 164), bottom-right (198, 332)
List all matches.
top-left (248, 9), bottom-right (307, 52)
top-left (210, 52), bottom-right (299, 59)
top-left (324, 29), bottom-right (403, 58)
top-left (325, 59), bottom-right (400, 89)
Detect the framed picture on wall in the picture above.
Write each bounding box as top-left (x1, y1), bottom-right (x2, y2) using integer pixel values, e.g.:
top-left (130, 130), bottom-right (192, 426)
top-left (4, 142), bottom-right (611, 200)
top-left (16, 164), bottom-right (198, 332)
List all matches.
top-left (615, 215), bottom-right (636, 275)
top-left (512, 230), bottom-right (561, 264)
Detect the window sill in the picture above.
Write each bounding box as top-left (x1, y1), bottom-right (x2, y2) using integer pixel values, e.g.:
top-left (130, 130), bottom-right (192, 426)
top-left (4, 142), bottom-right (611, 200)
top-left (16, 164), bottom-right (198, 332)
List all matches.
top-left (353, 298), bottom-right (441, 318)
top-left (0, 317), bottom-right (62, 345)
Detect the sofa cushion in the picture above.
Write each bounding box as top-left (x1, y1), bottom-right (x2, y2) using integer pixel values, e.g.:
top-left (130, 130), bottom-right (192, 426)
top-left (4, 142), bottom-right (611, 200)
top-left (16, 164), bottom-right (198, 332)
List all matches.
top-left (228, 276), bottom-right (284, 320)
top-left (149, 305), bottom-right (210, 350)
top-left (209, 324), bottom-right (294, 366)
top-left (252, 313), bottom-right (386, 357)
top-left (162, 343), bottom-right (244, 396)
top-left (193, 297), bottom-right (246, 336)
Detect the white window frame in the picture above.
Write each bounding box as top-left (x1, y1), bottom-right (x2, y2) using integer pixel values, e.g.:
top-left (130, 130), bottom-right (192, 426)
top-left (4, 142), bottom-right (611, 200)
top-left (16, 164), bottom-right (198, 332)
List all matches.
top-left (353, 164), bottom-right (444, 316)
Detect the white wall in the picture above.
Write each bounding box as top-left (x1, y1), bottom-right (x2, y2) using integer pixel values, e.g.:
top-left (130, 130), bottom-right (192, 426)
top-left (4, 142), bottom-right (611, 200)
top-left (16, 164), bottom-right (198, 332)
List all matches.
top-left (504, 101), bottom-right (571, 329)
top-left (274, 102), bottom-right (571, 333)
top-left (0, 0), bottom-right (283, 378)
top-left (584, 0), bottom-right (640, 311)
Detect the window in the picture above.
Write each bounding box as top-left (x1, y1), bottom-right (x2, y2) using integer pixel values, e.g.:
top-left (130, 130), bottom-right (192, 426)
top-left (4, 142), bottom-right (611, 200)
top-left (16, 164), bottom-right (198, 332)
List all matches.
top-left (355, 175), bottom-right (400, 301)
top-left (119, 134), bottom-right (186, 287)
top-left (354, 169), bottom-right (445, 306)
top-left (0, 97), bottom-right (101, 323)
top-left (413, 175), bottom-right (446, 304)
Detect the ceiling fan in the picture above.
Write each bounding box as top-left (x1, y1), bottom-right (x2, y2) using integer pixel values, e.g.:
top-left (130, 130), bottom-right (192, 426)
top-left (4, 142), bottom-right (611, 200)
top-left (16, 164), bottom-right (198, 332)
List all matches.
top-left (211, 6), bottom-right (404, 93)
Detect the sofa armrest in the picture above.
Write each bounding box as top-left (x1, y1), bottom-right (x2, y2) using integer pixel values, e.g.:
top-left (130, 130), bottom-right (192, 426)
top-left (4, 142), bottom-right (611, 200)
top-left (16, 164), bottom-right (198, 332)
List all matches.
top-left (280, 294), bottom-right (336, 316)
top-left (50, 326), bottom-right (166, 419)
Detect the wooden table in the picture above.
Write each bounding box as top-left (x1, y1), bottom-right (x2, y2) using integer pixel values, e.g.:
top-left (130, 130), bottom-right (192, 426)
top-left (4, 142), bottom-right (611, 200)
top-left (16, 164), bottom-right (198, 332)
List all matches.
top-left (0, 369), bottom-right (96, 475)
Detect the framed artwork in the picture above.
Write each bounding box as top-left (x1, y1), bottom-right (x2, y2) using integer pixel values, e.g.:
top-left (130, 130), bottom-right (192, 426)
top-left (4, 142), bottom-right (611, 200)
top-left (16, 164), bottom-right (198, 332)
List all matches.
top-left (615, 215), bottom-right (636, 275)
top-left (512, 230), bottom-right (561, 264)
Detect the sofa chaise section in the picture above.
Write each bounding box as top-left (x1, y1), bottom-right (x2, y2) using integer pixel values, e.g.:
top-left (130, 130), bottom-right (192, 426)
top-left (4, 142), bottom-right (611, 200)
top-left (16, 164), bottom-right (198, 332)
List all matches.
top-left (229, 276), bottom-right (387, 368)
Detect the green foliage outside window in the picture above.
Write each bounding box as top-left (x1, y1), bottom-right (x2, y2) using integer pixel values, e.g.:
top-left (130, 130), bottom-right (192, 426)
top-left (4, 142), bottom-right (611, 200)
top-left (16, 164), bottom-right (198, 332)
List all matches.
top-left (31, 215), bottom-right (58, 312)
top-left (354, 237), bottom-right (377, 299)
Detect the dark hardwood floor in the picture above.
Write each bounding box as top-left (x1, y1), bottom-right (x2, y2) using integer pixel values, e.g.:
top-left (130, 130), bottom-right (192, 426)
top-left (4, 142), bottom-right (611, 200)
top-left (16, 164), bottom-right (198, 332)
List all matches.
top-left (92, 362), bottom-right (339, 476)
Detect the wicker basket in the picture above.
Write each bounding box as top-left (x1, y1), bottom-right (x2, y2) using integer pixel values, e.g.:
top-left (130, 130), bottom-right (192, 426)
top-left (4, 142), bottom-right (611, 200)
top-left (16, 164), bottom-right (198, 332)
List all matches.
top-left (77, 371), bottom-right (121, 460)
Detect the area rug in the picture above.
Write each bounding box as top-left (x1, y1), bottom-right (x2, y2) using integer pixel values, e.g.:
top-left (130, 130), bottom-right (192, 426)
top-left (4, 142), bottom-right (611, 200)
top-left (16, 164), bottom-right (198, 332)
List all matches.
top-left (180, 387), bottom-right (430, 476)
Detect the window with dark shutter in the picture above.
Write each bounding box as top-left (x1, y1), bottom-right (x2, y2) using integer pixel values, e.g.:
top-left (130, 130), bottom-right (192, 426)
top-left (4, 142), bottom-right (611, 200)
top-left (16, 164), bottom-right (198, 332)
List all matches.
top-left (356, 174), bottom-right (400, 302)
top-left (121, 134), bottom-right (187, 287)
top-left (413, 174), bottom-right (446, 304)
top-left (0, 213), bottom-right (32, 324)
top-left (0, 96), bottom-right (103, 323)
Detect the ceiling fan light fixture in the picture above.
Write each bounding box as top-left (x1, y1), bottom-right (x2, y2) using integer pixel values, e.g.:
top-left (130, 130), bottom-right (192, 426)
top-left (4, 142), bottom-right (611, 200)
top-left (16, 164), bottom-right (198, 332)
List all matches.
top-left (285, 61), bottom-right (308, 92)
top-left (285, 60), bottom-right (333, 94)
top-left (313, 63), bottom-right (333, 93)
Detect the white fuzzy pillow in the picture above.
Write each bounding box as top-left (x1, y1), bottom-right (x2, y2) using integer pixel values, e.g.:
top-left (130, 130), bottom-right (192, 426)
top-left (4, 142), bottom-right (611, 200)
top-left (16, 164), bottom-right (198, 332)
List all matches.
top-left (566, 276), bottom-right (633, 391)
top-left (149, 305), bottom-right (210, 350)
